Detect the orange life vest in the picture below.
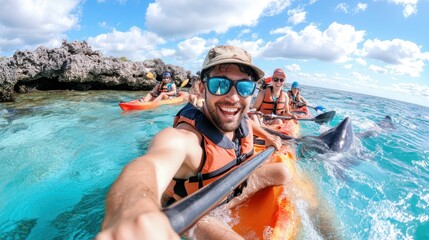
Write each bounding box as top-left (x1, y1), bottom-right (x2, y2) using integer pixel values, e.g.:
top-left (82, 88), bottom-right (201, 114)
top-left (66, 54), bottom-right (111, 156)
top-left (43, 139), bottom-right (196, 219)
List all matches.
top-left (287, 90), bottom-right (302, 109)
top-left (258, 87), bottom-right (287, 115)
top-left (157, 82), bottom-right (174, 93)
top-left (164, 103), bottom-right (254, 204)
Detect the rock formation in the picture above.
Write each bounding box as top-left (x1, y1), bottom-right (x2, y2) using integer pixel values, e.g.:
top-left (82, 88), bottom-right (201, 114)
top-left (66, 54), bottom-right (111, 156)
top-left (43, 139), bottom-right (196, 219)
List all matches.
top-left (0, 40), bottom-right (192, 102)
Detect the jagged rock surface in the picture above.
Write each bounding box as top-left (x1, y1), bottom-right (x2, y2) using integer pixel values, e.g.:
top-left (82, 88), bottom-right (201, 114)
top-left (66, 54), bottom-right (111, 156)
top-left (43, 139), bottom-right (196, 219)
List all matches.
top-left (0, 40), bottom-right (192, 102)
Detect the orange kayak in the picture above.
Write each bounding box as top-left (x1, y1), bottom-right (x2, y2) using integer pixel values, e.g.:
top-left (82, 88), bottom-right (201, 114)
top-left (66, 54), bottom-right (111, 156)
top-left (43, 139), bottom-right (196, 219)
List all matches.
top-left (231, 144), bottom-right (301, 239)
top-left (119, 91), bottom-right (189, 111)
top-left (231, 120), bottom-right (319, 239)
top-left (292, 106), bottom-right (312, 119)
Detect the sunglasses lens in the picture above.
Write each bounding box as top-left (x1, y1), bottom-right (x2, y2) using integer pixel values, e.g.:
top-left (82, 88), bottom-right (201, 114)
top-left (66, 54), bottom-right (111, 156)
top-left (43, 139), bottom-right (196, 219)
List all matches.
top-left (207, 77), bottom-right (231, 95)
top-left (236, 81), bottom-right (256, 97)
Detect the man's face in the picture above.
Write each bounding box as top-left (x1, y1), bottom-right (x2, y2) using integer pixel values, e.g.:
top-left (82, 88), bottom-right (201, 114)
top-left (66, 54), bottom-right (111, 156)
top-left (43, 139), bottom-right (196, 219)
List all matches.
top-left (203, 65), bottom-right (252, 133)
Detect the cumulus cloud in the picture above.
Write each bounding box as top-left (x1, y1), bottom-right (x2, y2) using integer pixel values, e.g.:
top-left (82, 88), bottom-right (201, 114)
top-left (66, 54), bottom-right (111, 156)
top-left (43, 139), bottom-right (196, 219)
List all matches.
top-left (287, 9), bottom-right (306, 25)
top-left (356, 2), bottom-right (368, 12)
top-left (387, 0), bottom-right (419, 17)
top-left (344, 64), bottom-right (353, 69)
top-left (369, 64), bottom-right (388, 74)
top-left (285, 63), bottom-right (301, 72)
top-left (355, 57), bottom-right (367, 66)
top-left (87, 27), bottom-right (165, 60)
top-left (390, 83), bottom-right (429, 98)
top-left (145, 0), bottom-right (291, 39)
top-left (335, 3), bottom-right (349, 13)
top-left (226, 39), bottom-right (265, 58)
top-left (362, 38), bottom-right (428, 77)
top-left (335, 2), bottom-right (367, 14)
top-left (259, 22), bottom-right (365, 62)
top-left (263, 0), bottom-right (292, 16)
top-left (0, 0), bottom-right (80, 55)
top-left (352, 71), bottom-right (371, 82)
top-left (176, 37), bottom-right (215, 60)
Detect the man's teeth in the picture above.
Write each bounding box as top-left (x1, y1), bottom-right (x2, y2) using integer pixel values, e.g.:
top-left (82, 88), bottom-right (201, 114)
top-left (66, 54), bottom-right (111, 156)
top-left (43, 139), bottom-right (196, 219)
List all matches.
top-left (220, 107), bottom-right (238, 113)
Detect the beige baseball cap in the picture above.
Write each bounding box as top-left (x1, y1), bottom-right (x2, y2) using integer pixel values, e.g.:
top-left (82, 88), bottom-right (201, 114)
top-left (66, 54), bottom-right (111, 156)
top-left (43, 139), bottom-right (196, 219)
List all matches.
top-left (202, 45), bottom-right (264, 80)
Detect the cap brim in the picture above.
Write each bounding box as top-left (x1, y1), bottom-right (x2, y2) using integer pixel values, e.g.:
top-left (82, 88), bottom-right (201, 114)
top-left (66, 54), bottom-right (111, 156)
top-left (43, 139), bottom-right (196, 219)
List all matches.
top-left (203, 59), bottom-right (264, 80)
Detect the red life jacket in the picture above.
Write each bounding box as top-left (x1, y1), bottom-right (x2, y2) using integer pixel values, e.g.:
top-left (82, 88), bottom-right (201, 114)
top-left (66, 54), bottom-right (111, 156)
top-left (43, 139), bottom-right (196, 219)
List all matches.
top-left (164, 104), bottom-right (254, 204)
top-left (258, 87), bottom-right (287, 115)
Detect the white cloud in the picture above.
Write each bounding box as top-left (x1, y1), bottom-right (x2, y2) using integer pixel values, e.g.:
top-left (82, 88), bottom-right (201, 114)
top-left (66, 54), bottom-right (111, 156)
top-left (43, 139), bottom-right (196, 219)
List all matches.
top-left (369, 64), bottom-right (388, 74)
top-left (355, 57), bottom-right (367, 66)
top-left (176, 37), bottom-right (213, 60)
top-left (145, 0), bottom-right (291, 39)
top-left (344, 64), bottom-right (353, 69)
top-left (390, 83), bottom-right (429, 98)
top-left (87, 27), bottom-right (165, 60)
top-left (226, 39), bottom-right (265, 58)
top-left (356, 3), bottom-right (368, 12)
top-left (263, 0), bottom-right (292, 16)
top-left (336, 2), bottom-right (367, 14)
top-left (352, 71), bottom-right (371, 82)
top-left (285, 63), bottom-right (301, 72)
top-left (362, 38), bottom-right (428, 77)
top-left (287, 9), bottom-right (306, 25)
top-left (387, 0), bottom-right (419, 17)
top-left (335, 3), bottom-right (349, 13)
top-left (270, 27), bottom-right (293, 35)
top-left (0, 0), bottom-right (81, 54)
top-left (238, 29), bottom-right (252, 38)
top-left (260, 22), bottom-right (365, 62)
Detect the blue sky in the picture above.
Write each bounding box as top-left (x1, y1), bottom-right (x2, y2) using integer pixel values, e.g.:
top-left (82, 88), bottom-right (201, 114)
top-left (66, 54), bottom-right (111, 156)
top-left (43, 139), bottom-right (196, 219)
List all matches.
top-left (1, 0), bottom-right (428, 107)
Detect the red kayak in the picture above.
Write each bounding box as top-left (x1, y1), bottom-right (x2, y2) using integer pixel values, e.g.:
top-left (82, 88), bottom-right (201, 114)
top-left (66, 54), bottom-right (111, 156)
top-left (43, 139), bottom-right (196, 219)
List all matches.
top-left (119, 91), bottom-right (189, 111)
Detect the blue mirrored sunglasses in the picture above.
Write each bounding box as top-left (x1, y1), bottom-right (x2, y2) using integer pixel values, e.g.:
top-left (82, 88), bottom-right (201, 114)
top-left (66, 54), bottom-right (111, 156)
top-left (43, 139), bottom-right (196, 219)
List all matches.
top-left (205, 77), bottom-right (256, 97)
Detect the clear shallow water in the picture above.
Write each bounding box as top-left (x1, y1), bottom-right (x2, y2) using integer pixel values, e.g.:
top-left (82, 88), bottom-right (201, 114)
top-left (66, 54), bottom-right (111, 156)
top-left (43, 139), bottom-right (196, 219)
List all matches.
top-left (0, 87), bottom-right (428, 239)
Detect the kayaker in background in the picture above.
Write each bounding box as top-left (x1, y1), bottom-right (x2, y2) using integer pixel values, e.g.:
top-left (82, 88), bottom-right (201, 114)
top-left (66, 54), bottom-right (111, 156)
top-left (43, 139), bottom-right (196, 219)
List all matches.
top-left (287, 81), bottom-right (308, 109)
top-left (97, 45), bottom-right (288, 240)
top-left (188, 74), bottom-right (204, 108)
top-left (141, 71), bottom-right (177, 102)
top-left (250, 68), bottom-right (295, 126)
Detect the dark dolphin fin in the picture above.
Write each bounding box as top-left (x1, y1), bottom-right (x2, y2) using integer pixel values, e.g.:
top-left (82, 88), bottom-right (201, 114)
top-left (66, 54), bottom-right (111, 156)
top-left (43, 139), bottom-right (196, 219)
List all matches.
top-left (376, 115), bottom-right (395, 130)
top-left (317, 117), bottom-right (354, 152)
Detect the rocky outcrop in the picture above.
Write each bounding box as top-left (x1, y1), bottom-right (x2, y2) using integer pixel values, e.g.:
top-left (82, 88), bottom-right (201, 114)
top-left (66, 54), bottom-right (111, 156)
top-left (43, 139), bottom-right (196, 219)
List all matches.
top-left (0, 40), bottom-right (192, 102)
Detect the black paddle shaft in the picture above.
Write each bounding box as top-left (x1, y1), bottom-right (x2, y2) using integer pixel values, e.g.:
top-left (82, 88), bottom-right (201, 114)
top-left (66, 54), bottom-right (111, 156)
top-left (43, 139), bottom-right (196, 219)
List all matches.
top-left (163, 146), bottom-right (275, 234)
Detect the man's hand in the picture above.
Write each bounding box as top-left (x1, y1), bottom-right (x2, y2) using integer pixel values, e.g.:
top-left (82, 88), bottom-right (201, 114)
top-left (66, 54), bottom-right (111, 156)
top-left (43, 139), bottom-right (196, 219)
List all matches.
top-left (264, 134), bottom-right (282, 150)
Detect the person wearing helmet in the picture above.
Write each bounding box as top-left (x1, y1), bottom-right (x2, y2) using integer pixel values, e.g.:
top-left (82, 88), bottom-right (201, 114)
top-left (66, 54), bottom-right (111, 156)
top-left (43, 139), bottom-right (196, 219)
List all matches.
top-left (287, 81), bottom-right (308, 109)
top-left (142, 71), bottom-right (177, 102)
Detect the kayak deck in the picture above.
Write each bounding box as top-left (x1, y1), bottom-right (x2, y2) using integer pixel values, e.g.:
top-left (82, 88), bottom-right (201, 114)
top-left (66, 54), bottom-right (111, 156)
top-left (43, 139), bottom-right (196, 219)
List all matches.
top-left (231, 145), bottom-right (301, 239)
top-left (119, 91), bottom-right (189, 111)
top-left (230, 116), bottom-right (304, 239)
top-left (292, 106), bottom-right (312, 119)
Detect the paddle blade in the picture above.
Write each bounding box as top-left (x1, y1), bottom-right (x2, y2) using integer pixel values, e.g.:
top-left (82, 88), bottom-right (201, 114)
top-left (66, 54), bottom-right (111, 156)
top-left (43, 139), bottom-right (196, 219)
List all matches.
top-left (314, 110), bottom-right (336, 124)
top-left (180, 79), bottom-right (190, 88)
top-left (146, 72), bottom-right (155, 79)
top-left (314, 105), bottom-right (325, 112)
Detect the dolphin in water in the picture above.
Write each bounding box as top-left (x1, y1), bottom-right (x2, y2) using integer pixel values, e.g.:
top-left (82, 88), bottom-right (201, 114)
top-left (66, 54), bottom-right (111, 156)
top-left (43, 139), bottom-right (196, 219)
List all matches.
top-left (355, 115), bottom-right (395, 138)
top-left (261, 115), bottom-right (393, 155)
top-left (299, 117), bottom-right (354, 155)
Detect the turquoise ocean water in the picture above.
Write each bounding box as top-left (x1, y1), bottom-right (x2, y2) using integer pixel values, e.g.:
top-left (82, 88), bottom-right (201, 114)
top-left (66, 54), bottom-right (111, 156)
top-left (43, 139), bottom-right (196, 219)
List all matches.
top-left (0, 86), bottom-right (428, 239)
